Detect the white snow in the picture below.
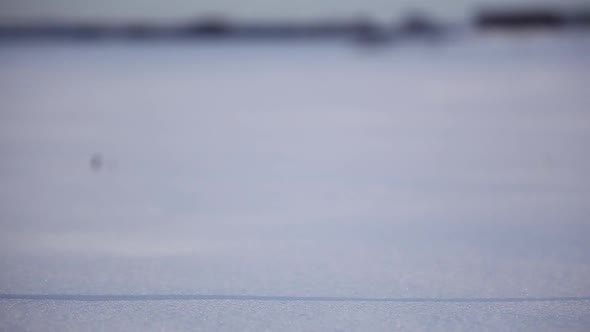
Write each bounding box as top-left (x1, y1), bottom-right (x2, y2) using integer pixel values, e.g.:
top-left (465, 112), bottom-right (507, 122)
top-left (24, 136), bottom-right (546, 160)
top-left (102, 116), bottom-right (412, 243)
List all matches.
top-left (1, 34), bottom-right (590, 330)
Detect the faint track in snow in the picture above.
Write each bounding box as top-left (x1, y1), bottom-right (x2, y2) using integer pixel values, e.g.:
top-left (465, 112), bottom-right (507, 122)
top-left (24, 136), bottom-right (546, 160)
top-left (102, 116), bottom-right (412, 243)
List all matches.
top-left (1, 294), bottom-right (589, 303)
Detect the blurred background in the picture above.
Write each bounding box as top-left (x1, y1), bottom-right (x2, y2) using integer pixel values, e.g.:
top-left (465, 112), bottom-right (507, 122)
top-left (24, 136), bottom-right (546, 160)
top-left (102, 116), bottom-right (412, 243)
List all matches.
top-left (0, 0), bottom-right (588, 22)
top-left (1, 0), bottom-right (590, 330)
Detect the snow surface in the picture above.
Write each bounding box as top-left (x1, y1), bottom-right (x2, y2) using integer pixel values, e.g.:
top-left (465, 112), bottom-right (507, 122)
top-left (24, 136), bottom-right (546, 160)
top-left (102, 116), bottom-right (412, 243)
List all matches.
top-left (1, 33), bottom-right (590, 330)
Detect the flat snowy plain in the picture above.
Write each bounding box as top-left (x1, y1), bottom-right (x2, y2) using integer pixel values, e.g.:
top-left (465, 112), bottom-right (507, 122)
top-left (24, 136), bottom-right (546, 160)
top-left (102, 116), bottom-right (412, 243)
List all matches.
top-left (1, 32), bottom-right (590, 330)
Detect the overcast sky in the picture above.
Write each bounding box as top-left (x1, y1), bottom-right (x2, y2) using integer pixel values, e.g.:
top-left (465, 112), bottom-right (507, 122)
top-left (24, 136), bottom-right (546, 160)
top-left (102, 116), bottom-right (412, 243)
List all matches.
top-left (0, 0), bottom-right (588, 23)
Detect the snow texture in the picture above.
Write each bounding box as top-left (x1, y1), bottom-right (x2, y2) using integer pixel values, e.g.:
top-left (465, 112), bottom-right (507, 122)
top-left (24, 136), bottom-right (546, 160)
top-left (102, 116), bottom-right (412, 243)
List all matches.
top-left (1, 33), bottom-right (590, 330)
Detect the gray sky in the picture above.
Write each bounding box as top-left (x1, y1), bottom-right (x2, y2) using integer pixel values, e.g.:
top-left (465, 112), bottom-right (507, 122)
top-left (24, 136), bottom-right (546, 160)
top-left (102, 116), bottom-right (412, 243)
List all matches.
top-left (0, 0), bottom-right (588, 23)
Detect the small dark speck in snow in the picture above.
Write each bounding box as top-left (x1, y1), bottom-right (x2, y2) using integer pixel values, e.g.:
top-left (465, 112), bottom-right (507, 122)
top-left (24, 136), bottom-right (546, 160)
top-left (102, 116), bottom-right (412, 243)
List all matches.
top-left (90, 153), bottom-right (103, 171)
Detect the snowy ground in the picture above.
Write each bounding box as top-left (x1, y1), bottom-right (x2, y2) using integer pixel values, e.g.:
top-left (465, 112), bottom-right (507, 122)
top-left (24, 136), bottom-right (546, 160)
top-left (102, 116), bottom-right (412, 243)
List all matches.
top-left (1, 32), bottom-right (590, 330)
